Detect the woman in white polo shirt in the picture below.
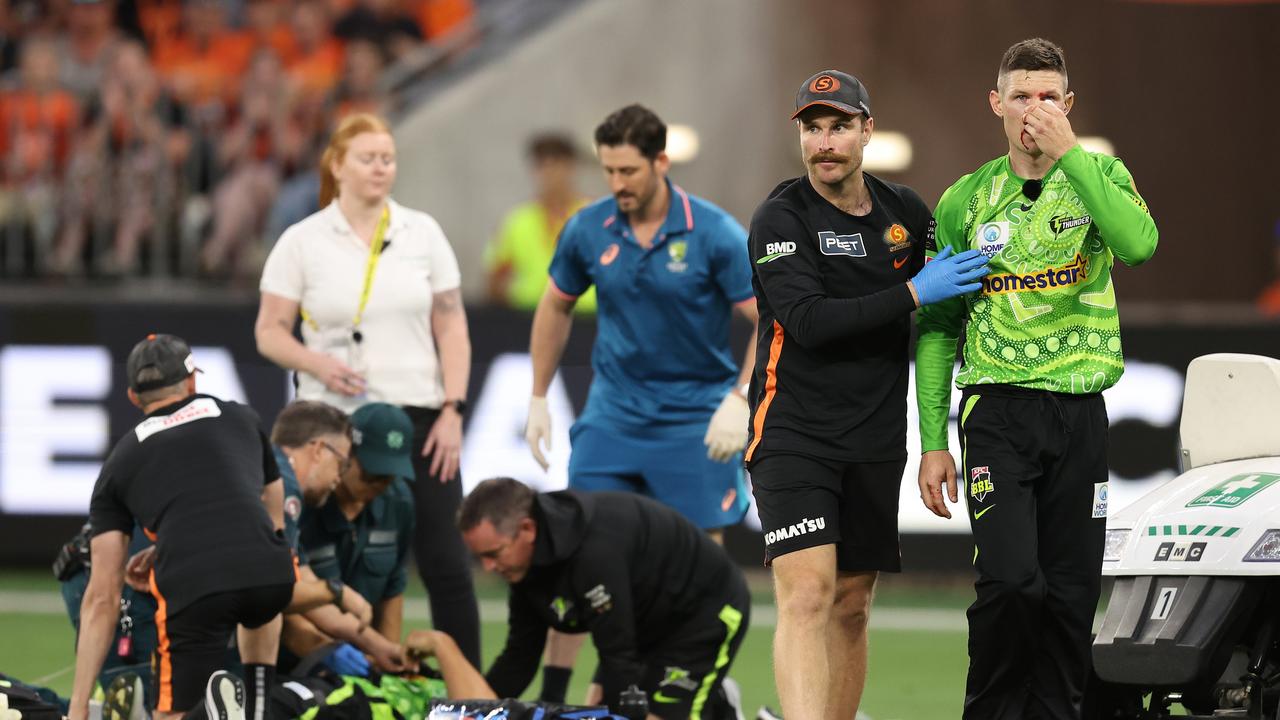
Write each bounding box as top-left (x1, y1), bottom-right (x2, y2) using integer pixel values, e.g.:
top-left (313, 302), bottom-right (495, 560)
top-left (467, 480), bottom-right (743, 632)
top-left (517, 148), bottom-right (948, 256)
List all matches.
top-left (254, 113), bottom-right (481, 666)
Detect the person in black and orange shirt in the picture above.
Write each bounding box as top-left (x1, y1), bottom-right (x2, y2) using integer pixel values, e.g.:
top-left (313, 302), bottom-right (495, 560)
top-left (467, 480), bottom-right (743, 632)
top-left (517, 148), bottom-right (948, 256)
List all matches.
top-left (744, 71), bottom-right (989, 720)
top-left (69, 334), bottom-right (295, 720)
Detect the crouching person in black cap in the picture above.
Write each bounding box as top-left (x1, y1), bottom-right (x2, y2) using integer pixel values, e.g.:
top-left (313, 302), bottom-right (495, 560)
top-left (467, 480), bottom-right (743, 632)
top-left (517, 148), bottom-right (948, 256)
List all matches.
top-left (69, 334), bottom-right (296, 720)
top-left (460, 478), bottom-right (751, 720)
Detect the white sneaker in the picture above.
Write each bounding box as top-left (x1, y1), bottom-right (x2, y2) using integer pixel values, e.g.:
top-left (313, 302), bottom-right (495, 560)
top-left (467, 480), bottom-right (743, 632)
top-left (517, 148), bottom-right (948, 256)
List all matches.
top-left (720, 678), bottom-right (745, 720)
top-left (204, 671), bottom-right (246, 720)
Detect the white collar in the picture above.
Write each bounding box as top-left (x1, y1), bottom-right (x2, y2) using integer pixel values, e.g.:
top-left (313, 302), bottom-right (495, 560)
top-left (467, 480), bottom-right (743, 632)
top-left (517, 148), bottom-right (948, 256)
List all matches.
top-left (324, 198), bottom-right (411, 237)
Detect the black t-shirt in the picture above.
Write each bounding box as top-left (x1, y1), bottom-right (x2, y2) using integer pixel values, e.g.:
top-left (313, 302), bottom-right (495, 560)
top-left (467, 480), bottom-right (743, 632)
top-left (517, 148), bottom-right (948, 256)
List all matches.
top-left (89, 394), bottom-right (293, 614)
top-left (485, 491), bottom-right (746, 711)
top-left (745, 173), bottom-right (933, 463)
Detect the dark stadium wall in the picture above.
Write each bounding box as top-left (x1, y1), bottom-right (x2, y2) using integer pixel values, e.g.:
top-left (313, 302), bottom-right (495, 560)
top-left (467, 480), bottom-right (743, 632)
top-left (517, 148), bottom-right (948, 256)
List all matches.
top-left (394, 0), bottom-right (1277, 303)
top-left (778, 0), bottom-right (1280, 303)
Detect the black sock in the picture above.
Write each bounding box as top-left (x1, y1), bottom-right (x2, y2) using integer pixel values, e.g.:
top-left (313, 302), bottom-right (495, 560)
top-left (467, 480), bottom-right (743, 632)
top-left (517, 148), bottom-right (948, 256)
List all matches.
top-left (243, 664), bottom-right (275, 720)
top-left (540, 665), bottom-right (572, 703)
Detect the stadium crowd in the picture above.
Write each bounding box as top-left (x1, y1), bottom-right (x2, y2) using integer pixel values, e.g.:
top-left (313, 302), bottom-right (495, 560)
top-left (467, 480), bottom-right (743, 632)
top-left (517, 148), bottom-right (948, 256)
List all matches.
top-left (0, 0), bottom-right (472, 280)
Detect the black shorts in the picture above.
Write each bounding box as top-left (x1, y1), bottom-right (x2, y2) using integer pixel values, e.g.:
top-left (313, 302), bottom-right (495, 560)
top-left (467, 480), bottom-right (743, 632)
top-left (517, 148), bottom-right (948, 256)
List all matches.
top-left (640, 579), bottom-right (750, 720)
top-left (750, 453), bottom-right (905, 572)
top-left (152, 583), bottom-right (292, 712)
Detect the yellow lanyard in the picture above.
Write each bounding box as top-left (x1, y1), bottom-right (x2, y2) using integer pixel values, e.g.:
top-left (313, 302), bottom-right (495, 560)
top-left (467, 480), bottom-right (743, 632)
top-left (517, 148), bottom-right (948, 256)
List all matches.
top-left (301, 204), bottom-right (391, 334)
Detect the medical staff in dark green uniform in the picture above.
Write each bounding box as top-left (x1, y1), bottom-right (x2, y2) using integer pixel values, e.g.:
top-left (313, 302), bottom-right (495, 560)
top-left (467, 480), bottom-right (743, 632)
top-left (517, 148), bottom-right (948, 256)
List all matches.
top-left (299, 402), bottom-right (417, 649)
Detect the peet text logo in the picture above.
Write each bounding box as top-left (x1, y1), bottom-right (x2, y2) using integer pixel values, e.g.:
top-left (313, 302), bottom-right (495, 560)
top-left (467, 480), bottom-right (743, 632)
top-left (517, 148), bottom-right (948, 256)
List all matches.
top-left (818, 231), bottom-right (866, 258)
top-left (981, 254), bottom-right (1087, 295)
top-left (765, 516), bottom-right (827, 545)
top-left (757, 241), bottom-right (797, 264)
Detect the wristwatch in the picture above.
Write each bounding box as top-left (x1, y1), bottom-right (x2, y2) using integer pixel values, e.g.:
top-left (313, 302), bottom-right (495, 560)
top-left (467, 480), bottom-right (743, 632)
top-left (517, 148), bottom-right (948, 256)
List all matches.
top-left (443, 398), bottom-right (468, 417)
top-left (325, 577), bottom-right (344, 606)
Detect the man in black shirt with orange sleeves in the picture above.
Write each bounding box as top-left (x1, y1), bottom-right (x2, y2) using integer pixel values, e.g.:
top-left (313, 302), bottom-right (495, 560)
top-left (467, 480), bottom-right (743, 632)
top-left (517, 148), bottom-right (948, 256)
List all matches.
top-left (745, 71), bottom-right (989, 720)
top-left (69, 334), bottom-right (295, 720)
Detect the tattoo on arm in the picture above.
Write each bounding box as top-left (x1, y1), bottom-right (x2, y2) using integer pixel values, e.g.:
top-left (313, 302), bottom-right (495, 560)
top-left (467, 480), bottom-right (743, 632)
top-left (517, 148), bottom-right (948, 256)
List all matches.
top-left (434, 289), bottom-right (463, 314)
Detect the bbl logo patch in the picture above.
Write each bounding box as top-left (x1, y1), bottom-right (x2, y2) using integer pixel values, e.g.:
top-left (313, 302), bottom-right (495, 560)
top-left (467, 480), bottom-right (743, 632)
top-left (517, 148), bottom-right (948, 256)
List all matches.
top-left (970, 466), bottom-right (994, 502)
top-left (386, 430), bottom-right (404, 449)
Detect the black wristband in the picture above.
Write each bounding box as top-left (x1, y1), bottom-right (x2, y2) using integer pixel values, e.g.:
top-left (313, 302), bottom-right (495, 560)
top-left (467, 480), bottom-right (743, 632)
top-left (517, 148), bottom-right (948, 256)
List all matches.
top-left (540, 665), bottom-right (572, 703)
top-left (326, 577), bottom-right (344, 606)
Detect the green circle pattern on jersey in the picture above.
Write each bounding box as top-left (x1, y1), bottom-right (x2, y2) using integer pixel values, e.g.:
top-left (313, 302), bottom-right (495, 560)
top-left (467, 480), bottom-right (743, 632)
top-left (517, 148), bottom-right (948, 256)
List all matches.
top-left (955, 166), bottom-right (1125, 394)
top-left (1021, 186), bottom-right (1091, 266)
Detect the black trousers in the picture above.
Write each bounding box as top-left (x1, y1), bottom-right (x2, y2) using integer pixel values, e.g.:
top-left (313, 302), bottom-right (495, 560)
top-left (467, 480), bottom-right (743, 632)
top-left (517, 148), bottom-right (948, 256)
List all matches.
top-left (403, 405), bottom-right (481, 667)
top-left (958, 385), bottom-right (1108, 720)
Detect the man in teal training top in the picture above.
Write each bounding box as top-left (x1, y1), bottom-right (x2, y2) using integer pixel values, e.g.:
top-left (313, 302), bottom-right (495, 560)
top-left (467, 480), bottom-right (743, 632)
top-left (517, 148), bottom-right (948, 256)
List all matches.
top-left (915, 38), bottom-right (1158, 720)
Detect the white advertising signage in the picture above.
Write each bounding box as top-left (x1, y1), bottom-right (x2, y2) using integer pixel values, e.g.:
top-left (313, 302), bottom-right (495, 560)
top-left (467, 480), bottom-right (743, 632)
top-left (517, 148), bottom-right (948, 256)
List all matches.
top-left (0, 344), bottom-right (1186, 534)
top-left (0, 345), bottom-right (248, 514)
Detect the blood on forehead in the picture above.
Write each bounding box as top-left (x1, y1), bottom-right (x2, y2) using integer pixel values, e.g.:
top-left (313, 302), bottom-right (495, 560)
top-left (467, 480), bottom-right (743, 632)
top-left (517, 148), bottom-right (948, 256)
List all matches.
top-left (1003, 69), bottom-right (1068, 97)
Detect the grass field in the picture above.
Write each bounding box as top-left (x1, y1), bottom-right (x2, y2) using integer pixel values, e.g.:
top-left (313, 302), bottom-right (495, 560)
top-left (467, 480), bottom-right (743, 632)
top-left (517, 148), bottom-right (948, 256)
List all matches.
top-left (0, 569), bottom-right (976, 720)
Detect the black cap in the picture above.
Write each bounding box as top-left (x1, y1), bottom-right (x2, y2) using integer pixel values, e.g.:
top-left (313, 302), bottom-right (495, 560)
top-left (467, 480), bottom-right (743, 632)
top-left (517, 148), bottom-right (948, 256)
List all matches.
top-left (126, 334), bottom-right (201, 392)
top-left (792, 70), bottom-right (872, 120)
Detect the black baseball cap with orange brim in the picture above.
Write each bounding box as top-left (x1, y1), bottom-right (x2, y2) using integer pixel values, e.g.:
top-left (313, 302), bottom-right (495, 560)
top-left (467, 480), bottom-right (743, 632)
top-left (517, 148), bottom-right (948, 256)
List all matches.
top-left (792, 70), bottom-right (873, 120)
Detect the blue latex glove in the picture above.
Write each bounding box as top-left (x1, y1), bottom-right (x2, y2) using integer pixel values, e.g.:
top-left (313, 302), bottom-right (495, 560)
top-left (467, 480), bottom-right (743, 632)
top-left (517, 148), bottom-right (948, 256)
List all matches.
top-left (323, 643), bottom-right (370, 677)
top-left (911, 246), bottom-right (990, 306)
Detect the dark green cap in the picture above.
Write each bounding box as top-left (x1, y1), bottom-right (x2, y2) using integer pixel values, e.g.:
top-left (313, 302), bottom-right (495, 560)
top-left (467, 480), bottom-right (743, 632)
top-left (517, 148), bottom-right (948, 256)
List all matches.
top-left (350, 403), bottom-right (416, 481)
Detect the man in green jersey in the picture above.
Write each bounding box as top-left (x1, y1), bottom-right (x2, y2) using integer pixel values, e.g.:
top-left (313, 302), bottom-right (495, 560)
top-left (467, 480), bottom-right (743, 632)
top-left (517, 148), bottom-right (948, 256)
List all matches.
top-left (915, 38), bottom-right (1157, 720)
